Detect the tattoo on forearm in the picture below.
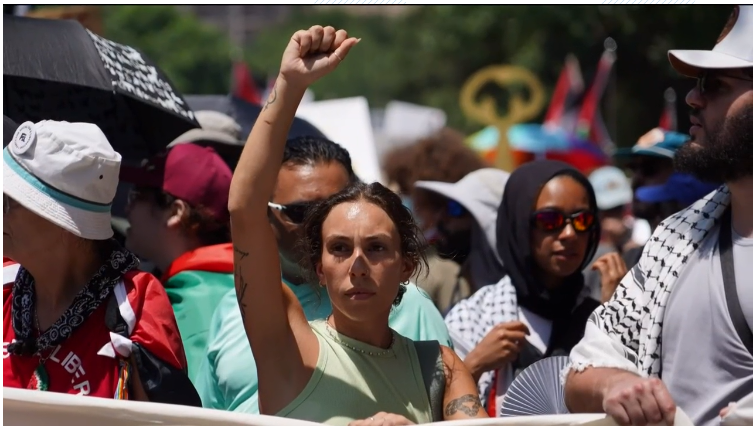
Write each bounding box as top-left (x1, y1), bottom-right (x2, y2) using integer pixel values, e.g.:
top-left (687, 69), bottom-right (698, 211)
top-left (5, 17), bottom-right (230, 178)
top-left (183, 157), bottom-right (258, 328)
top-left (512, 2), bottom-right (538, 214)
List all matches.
top-left (263, 87), bottom-right (277, 111)
top-left (234, 247), bottom-right (249, 260)
top-left (236, 271), bottom-right (249, 321)
top-left (234, 247), bottom-right (250, 320)
top-left (444, 394), bottom-right (482, 418)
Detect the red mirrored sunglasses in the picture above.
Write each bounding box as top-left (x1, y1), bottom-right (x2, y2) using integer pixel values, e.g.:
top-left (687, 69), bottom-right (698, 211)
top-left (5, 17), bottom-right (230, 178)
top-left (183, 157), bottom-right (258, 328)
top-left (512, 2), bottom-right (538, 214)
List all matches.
top-left (531, 209), bottom-right (595, 233)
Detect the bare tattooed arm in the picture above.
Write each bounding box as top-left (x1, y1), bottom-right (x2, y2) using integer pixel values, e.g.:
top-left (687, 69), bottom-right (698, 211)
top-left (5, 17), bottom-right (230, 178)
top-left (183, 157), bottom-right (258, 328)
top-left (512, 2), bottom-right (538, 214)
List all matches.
top-left (444, 394), bottom-right (483, 418)
top-left (439, 346), bottom-right (489, 420)
top-left (227, 75), bottom-right (319, 416)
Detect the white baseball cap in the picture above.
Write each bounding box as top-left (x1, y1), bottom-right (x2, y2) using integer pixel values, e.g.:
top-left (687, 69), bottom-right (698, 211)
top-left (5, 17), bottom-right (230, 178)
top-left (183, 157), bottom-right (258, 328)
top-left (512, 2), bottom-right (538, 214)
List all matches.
top-left (588, 166), bottom-right (632, 211)
top-left (3, 120), bottom-right (121, 240)
top-left (668, 5), bottom-right (753, 77)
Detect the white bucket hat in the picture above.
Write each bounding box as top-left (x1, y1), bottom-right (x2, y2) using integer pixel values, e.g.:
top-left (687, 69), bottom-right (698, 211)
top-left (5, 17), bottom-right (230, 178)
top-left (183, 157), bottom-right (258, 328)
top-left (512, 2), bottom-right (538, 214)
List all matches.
top-left (414, 168), bottom-right (511, 233)
top-left (668, 5), bottom-right (753, 77)
top-left (3, 120), bottom-right (121, 240)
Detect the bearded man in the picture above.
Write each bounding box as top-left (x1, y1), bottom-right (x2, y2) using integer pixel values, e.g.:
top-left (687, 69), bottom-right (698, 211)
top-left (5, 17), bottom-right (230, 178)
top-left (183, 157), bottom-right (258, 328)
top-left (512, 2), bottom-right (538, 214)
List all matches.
top-left (563, 5), bottom-right (753, 426)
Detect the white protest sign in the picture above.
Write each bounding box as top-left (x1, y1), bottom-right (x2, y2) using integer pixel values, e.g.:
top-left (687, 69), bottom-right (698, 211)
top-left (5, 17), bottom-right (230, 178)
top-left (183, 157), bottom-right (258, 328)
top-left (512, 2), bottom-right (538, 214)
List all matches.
top-left (296, 97), bottom-right (383, 184)
top-left (383, 100), bottom-right (446, 143)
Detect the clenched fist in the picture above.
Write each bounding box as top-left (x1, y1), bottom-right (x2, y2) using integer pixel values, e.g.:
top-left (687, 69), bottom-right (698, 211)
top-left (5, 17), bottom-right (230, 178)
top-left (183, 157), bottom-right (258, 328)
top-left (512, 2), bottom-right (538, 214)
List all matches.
top-left (603, 377), bottom-right (676, 425)
top-left (279, 25), bottom-right (359, 89)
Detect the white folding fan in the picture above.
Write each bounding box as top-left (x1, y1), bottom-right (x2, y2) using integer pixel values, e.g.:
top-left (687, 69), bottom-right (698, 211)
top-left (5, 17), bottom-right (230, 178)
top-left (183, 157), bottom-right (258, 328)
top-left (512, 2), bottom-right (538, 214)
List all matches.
top-left (499, 355), bottom-right (571, 417)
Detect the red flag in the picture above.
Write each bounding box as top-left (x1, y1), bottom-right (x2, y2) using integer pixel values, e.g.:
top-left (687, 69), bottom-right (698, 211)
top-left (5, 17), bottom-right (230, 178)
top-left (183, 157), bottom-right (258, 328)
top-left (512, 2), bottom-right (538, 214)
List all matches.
top-left (658, 88), bottom-right (677, 131)
top-left (262, 74), bottom-right (277, 103)
top-left (232, 61), bottom-right (261, 105)
top-left (575, 41), bottom-right (617, 149)
top-left (544, 54), bottom-right (585, 129)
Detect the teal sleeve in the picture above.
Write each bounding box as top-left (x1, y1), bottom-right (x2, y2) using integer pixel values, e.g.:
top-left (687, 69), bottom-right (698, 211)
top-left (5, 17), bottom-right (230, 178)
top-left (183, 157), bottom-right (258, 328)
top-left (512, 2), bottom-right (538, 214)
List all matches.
top-left (193, 290), bottom-right (229, 409)
top-left (389, 284), bottom-right (454, 349)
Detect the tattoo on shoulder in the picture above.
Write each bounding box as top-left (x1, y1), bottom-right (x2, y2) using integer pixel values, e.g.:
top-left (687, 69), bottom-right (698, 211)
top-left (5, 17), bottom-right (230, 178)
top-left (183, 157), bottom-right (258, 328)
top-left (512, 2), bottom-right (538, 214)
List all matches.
top-left (444, 394), bottom-right (482, 418)
top-left (263, 87), bottom-right (278, 111)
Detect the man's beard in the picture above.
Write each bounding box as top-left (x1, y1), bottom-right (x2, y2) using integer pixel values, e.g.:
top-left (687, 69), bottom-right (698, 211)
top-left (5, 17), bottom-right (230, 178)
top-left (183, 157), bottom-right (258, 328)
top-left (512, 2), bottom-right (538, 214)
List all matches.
top-left (675, 105), bottom-right (753, 183)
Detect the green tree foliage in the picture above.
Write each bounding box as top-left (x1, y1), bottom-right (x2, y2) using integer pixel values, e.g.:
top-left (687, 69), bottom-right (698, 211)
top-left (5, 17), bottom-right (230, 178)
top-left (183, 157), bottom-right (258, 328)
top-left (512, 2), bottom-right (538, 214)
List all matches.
top-left (246, 7), bottom-right (401, 106)
top-left (249, 5), bottom-right (733, 146)
top-left (98, 5), bottom-right (735, 147)
top-left (102, 6), bottom-right (233, 94)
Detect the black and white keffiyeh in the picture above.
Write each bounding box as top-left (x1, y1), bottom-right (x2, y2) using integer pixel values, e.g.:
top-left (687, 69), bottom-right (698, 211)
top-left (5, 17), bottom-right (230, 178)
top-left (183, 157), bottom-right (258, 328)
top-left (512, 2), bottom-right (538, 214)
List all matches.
top-left (8, 242), bottom-right (140, 357)
top-left (445, 275), bottom-right (594, 408)
top-left (564, 186), bottom-right (730, 382)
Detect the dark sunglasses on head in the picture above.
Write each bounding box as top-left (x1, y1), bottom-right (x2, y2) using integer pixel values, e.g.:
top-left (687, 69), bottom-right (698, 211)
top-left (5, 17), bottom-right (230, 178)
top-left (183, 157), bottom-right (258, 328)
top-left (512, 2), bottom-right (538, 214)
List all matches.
top-left (267, 201), bottom-right (316, 224)
top-left (531, 209), bottom-right (595, 233)
top-left (696, 72), bottom-right (753, 96)
top-left (446, 200), bottom-right (467, 218)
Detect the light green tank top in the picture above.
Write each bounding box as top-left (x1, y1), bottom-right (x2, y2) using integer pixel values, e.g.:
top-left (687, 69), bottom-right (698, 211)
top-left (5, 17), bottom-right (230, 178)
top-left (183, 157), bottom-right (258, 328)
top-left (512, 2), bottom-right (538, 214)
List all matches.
top-left (276, 319), bottom-right (433, 425)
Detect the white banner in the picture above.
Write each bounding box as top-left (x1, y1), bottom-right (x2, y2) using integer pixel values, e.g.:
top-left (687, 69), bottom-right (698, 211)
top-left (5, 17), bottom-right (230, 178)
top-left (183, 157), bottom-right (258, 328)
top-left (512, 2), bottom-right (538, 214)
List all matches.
top-left (2, 388), bottom-right (322, 426)
top-left (3, 387), bottom-right (694, 426)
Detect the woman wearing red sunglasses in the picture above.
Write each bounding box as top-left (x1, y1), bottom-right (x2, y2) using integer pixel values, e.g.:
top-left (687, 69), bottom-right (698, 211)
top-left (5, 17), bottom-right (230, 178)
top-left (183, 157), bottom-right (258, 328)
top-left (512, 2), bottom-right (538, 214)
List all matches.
top-left (445, 160), bottom-right (625, 417)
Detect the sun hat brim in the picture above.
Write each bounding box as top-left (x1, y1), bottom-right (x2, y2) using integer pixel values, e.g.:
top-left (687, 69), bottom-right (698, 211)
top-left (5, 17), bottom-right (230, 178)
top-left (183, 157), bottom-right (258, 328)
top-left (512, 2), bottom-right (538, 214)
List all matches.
top-left (3, 155), bottom-right (113, 240)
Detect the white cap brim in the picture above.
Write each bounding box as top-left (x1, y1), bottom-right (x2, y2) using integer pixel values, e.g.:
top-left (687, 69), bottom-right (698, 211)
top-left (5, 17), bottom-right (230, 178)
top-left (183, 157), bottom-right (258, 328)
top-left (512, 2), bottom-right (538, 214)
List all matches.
top-left (3, 158), bottom-right (114, 240)
top-left (168, 128), bottom-right (242, 147)
top-left (596, 188), bottom-right (633, 211)
top-left (668, 49), bottom-right (753, 77)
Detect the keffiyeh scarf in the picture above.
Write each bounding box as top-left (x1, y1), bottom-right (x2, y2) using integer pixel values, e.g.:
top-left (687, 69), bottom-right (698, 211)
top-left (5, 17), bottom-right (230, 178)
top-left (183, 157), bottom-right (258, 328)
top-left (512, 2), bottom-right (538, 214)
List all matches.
top-left (445, 275), bottom-right (593, 408)
top-left (564, 186), bottom-right (729, 382)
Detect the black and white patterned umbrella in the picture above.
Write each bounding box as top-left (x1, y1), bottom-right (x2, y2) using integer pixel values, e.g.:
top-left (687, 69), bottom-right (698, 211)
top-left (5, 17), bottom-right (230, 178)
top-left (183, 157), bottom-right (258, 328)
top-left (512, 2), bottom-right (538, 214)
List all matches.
top-left (3, 14), bottom-right (199, 166)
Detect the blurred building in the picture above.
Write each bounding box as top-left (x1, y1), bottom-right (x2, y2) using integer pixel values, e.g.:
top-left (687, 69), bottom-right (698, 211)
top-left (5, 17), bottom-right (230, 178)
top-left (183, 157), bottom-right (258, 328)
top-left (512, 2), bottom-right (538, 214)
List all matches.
top-left (313, 5), bottom-right (415, 17)
top-left (180, 5), bottom-right (293, 47)
top-left (182, 5), bottom-right (413, 48)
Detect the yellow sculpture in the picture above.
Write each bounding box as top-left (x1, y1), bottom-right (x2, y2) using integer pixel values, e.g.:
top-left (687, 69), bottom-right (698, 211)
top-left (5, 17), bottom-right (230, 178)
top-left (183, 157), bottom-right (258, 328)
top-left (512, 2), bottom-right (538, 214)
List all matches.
top-left (459, 65), bottom-right (546, 171)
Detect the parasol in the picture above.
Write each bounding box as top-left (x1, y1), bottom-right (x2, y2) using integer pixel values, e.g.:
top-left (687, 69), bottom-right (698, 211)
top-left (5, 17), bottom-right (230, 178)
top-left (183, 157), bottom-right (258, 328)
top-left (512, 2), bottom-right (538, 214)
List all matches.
top-left (3, 14), bottom-right (199, 166)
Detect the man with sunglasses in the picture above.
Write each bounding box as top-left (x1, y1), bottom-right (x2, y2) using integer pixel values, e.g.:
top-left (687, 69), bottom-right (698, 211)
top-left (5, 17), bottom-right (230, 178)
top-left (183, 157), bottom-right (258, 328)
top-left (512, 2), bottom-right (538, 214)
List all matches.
top-left (565, 5), bottom-right (753, 426)
top-left (194, 136), bottom-right (454, 414)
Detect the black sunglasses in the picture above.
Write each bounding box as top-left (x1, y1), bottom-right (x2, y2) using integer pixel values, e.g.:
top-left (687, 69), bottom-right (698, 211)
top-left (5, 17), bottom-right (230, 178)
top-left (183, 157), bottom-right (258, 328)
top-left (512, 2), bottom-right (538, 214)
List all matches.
top-left (267, 201), bottom-right (316, 224)
top-left (531, 209), bottom-right (596, 233)
top-left (697, 72), bottom-right (753, 96)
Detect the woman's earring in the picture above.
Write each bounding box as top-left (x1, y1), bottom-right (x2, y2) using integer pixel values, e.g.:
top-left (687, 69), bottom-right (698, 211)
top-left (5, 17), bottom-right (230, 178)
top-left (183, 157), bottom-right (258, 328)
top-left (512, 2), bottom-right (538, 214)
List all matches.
top-left (319, 282), bottom-right (326, 288)
top-left (400, 281), bottom-right (409, 286)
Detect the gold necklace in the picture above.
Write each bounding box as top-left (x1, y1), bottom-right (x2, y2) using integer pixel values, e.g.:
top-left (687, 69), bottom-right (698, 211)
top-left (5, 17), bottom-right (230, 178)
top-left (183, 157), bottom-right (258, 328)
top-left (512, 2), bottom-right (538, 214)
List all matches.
top-left (325, 315), bottom-right (395, 357)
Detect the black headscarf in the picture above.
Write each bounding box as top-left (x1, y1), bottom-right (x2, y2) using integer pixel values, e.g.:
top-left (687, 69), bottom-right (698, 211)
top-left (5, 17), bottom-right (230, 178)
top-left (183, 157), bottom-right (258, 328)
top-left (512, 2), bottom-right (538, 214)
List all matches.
top-left (496, 160), bottom-right (601, 321)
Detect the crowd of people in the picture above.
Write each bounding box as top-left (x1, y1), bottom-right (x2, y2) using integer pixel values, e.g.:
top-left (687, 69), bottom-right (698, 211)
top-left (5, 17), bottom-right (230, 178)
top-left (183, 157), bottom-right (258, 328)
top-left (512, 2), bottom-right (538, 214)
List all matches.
top-left (3, 5), bottom-right (752, 427)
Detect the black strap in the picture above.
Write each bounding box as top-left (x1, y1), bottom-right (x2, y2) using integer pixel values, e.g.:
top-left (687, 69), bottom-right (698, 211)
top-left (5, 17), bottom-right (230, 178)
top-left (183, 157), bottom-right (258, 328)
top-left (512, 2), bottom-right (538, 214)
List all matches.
top-left (105, 293), bottom-right (129, 338)
top-left (719, 209), bottom-right (753, 355)
top-left (413, 340), bottom-right (445, 422)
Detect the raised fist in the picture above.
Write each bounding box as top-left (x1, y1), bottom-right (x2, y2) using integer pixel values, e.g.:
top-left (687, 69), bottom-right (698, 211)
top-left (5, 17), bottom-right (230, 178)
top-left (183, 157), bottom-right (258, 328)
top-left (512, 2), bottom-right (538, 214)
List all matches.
top-left (279, 25), bottom-right (359, 88)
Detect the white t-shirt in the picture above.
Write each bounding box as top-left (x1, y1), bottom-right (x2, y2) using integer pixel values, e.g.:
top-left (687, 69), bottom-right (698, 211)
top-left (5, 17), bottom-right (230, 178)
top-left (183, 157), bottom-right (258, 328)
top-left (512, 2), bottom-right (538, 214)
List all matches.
top-left (662, 225), bottom-right (753, 425)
